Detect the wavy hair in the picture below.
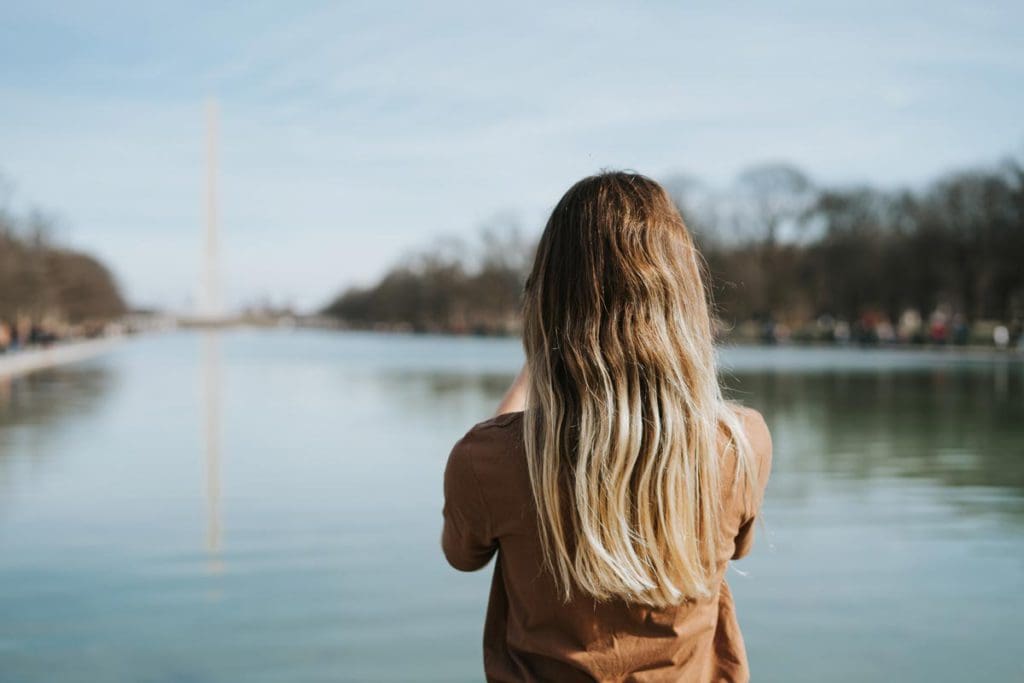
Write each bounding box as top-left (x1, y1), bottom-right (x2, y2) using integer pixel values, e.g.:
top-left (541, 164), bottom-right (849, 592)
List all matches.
top-left (522, 171), bottom-right (755, 607)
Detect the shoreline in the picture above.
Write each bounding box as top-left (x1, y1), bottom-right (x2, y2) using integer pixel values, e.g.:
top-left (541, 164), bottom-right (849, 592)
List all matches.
top-left (0, 336), bottom-right (125, 379)
top-left (299, 324), bottom-right (1024, 356)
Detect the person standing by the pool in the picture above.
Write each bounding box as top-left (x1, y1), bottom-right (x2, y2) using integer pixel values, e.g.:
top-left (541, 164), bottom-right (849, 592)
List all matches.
top-left (442, 172), bottom-right (773, 682)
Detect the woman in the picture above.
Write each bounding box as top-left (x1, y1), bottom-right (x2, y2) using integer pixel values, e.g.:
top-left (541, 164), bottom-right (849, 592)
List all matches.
top-left (442, 172), bottom-right (772, 682)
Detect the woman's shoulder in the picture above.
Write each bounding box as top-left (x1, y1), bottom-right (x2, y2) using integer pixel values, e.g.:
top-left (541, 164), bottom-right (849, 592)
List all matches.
top-left (446, 411), bottom-right (530, 519)
top-left (732, 405), bottom-right (771, 462)
top-left (448, 411), bottom-right (525, 467)
top-left (472, 410), bottom-right (525, 432)
top-left (720, 404), bottom-right (773, 519)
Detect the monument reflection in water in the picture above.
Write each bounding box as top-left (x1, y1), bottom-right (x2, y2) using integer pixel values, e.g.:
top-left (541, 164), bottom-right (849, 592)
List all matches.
top-left (202, 332), bottom-right (223, 577)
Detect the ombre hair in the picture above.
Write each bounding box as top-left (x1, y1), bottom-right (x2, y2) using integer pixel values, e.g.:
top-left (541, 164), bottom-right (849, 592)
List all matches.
top-left (522, 171), bottom-right (755, 607)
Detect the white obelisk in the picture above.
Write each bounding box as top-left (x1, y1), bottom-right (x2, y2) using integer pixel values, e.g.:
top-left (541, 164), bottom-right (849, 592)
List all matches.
top-left (201, 99), bottom-right (223, 320)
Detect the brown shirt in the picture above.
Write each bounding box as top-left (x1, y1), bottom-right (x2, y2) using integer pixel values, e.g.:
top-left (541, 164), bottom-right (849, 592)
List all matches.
top-left (442, 408), bottom-right (773, 683)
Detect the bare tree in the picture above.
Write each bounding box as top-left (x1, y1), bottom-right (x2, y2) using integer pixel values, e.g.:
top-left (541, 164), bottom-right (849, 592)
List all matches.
top-left (735, 163), bottom-right (814, 246)
top-left (324, 156), bottom-right (1024, 341)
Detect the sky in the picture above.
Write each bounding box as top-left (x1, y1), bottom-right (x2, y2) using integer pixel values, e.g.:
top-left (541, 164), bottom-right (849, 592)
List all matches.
top-left (1, 1), bottom-right (1022, 312)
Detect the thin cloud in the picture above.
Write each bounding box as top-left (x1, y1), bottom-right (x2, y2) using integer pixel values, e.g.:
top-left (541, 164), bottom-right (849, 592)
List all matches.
top-left (1, 1), bottom-right (1021, 310)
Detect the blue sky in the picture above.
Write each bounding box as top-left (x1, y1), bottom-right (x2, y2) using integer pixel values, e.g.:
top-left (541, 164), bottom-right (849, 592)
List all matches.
top-left (1, 1), bottom-right (1022, 312)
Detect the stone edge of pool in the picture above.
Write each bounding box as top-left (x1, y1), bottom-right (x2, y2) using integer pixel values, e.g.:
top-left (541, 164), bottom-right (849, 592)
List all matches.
top-left (0, 336), bottom-right (124, 379)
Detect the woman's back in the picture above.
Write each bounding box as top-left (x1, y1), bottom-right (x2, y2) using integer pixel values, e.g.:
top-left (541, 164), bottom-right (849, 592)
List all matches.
top-left (442, 172), bottom-right (774, 681)
top-left (443, 406), bottom-right (772, 682)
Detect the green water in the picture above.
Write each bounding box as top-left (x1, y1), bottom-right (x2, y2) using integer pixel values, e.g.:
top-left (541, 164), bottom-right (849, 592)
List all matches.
top-left (0, 330), bottom-right (1021, 682)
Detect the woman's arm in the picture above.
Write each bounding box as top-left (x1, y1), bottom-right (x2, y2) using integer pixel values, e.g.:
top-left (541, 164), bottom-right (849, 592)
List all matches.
top-left (494, 363), bottom-right (528, 416)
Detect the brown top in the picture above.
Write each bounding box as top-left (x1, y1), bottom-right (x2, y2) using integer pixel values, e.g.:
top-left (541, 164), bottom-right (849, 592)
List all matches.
top-left (442, 408), bottom-right (773, 683)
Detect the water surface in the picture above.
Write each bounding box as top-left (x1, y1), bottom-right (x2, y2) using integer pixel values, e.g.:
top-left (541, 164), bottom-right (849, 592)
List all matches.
top-left (0, 331), bottom-right (1021, 682)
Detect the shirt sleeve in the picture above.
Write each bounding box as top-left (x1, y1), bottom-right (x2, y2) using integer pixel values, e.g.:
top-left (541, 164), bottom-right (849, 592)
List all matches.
top-left (732, 409), bottom-right (773, 560)
top-left (442, 430), bottom-right (498, 572)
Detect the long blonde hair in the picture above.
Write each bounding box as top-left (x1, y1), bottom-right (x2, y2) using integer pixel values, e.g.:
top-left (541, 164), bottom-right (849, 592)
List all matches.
top-left (522, 172), bottom-right (755, 607)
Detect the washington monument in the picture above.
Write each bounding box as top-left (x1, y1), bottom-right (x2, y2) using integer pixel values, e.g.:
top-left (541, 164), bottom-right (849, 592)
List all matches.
top-left (200, 99), bottom-right (223, 320)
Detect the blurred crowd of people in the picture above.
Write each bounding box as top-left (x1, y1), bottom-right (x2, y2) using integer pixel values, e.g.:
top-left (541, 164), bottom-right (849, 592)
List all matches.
top-left (741, 307), bottom-right (1023, 350)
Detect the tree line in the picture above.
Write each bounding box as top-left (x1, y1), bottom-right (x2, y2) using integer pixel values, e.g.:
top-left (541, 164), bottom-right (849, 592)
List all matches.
top-left (324, 218), bottom-right (531, 334)
top-left (1, 180), bottom-right (126, 334)
top-left (325, 156), bottom-right (1024, 344)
